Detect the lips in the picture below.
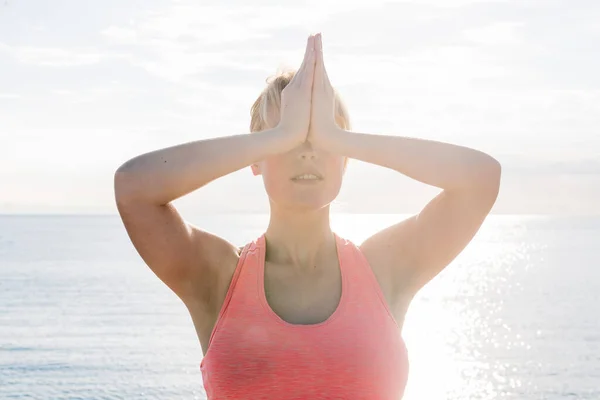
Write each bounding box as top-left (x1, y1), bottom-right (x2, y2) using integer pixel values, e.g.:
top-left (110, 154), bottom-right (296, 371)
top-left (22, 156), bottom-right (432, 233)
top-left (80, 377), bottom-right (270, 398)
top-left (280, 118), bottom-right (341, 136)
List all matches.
top-left (291, 171), bottom-right (323, 180)
top-left (291, 173), bottom-right (323, 180)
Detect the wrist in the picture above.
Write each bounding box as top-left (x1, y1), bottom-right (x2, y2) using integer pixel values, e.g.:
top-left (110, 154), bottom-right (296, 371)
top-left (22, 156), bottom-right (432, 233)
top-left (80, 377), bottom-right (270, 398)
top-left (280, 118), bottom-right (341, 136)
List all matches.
top-left (259, 126), bottom-right (297, 156)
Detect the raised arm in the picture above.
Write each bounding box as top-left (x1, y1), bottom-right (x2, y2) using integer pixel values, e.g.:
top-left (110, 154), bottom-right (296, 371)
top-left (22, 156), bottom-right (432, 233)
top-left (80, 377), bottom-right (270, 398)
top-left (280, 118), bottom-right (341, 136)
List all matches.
top-left (306, 33), bottom-right (501, 308)
top-left (113, 127), bottom-right (291, 302)
top-left (113, 34), bottom-right (317, 304)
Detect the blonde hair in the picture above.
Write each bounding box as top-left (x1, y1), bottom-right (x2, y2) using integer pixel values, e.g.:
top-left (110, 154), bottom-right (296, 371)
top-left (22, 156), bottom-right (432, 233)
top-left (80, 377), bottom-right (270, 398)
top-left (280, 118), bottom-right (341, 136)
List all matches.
top-left (250, 67), bottom-right (352, 134)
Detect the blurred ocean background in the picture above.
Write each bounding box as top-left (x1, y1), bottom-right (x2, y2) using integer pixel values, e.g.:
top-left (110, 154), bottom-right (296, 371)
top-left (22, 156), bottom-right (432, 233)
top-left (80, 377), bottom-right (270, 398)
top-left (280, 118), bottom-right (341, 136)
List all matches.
top-left (1, 213), bottom-right (599, 399)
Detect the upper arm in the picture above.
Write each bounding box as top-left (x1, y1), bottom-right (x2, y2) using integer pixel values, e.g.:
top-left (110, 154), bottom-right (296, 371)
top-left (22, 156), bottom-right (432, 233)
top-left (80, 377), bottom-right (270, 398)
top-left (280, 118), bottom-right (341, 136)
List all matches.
top-left (114, 188), bottom-right (238, 304)
top-left (360, 168), bottom-right (501, 302)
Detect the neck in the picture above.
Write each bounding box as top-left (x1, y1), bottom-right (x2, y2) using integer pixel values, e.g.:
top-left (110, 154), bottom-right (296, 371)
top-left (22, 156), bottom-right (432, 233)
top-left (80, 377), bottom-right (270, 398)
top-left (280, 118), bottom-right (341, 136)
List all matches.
top-left (264, 205), bottom-right (336, 272)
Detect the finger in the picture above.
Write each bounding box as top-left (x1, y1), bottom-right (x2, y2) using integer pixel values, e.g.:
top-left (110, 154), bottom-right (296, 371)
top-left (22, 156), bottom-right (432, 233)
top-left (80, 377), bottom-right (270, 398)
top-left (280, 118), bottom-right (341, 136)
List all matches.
top-left (298, 35), bottom-right (315, 85)
top-left (293, 34), bottom-right (314, 84)
top-left (304, 41), bottom-right (316, 88)
top-left (314, 33), bottom-right (324, 86)
top-left (316, 33), bottom-right (332, 88)
top-left (304, 34), bottom-right (315, 63)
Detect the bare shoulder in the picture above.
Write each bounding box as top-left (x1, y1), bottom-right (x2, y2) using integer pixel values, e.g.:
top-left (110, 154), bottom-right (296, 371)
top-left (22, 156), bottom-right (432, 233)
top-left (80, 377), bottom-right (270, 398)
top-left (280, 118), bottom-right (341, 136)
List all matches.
top-left (184, 226), bottom-right (242, 312)
top-left (358, 222), bottom-right (415, 322)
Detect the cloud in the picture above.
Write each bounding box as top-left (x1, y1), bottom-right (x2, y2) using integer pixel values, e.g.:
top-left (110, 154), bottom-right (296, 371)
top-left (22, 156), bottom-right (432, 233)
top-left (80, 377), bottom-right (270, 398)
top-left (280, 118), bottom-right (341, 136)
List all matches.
top-left (100, 26), bottom-right (138, 45)
top-left (0, 93), bottom-right (21, 99)
top-left (462, 21), bottom-right (525, 45)
top-left (3, 0), bottom-right (600, 215)
top-left (0, 41), bottom-right (119, 67)
top-left (401, 0), bottom-right (511, 6)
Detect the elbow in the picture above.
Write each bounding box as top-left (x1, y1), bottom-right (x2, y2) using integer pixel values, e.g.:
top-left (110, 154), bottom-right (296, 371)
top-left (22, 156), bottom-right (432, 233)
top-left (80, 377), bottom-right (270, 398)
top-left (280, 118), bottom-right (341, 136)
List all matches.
top-left (469, 156), bottom-right (501, 198)
top-left (114, 167), bottom-right (136, 203)
top-left (114, 156), bottom-right (142, 196)
top-left (487, 157), bottom-right (502, 188)
top-left (480, 157), bottom-right (501, 200)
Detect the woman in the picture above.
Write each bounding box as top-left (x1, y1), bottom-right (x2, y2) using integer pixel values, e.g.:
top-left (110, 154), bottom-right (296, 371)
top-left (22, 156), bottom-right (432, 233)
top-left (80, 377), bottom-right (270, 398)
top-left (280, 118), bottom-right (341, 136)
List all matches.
top-left (114, 33), bottom-right (501, 399)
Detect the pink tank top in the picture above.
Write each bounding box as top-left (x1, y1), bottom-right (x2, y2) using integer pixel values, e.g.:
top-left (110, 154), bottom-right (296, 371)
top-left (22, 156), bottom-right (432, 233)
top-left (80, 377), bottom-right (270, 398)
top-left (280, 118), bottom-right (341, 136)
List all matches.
top-left (200, 232), bottom-right (409, 399)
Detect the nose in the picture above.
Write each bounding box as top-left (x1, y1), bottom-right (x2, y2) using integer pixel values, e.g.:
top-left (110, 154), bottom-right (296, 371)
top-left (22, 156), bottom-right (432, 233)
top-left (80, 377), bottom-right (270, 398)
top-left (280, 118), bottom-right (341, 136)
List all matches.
top-left (297, 140), bottom-right (317, 160)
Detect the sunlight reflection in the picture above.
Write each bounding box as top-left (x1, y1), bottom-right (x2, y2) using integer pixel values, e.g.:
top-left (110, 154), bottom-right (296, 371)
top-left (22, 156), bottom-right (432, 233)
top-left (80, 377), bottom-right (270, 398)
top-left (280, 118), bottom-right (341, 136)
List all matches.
top-left (331, 214), bottom-right (536, 399)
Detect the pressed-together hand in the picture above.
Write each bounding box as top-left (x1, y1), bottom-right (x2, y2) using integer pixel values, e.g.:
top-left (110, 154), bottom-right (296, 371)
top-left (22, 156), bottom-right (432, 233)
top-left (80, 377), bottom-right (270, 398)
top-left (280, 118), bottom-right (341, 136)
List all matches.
top-left (275, 33), bottom-right (339, 150)
top-left (277, 34), bottom-right (316, 149)
top-left (307, 33), bottom-right (339, 150)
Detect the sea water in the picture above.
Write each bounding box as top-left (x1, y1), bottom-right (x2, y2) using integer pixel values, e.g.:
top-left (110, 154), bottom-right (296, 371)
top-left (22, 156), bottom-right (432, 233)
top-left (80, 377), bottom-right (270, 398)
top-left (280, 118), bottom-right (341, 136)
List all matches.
top-left (1, 214), bottom-right (599, 399)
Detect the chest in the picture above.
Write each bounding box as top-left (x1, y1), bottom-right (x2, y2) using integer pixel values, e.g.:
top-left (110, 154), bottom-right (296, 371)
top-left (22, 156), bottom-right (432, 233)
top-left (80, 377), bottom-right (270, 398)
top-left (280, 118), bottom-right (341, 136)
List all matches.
top-left (263, 260), bottom-right (342, 325)
top-left (201, 310), bottom-right (409, 399)
top-left (262, 252), bottom-right (406, 328)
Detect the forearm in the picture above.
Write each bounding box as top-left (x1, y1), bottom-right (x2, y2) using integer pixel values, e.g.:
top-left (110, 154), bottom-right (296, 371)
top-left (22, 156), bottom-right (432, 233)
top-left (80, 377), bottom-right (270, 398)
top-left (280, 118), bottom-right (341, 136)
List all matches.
top-left (114, 127), bottom-right (288, 205)
top-left (325, 128), bottom-right (501, 191)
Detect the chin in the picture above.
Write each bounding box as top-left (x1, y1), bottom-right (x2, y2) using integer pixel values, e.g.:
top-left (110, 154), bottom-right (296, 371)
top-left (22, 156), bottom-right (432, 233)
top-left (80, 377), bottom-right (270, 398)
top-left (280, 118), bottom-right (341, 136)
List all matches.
top-left (282, 192), bottom-right (339, 212)
top-left (265, 179), bottom-right (342, 209)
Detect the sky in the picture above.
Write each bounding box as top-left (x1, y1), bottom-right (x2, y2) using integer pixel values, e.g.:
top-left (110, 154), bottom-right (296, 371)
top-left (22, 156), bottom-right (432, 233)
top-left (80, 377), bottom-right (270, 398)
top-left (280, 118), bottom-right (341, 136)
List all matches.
top-left (1, 0), bottom-right (599, 215)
